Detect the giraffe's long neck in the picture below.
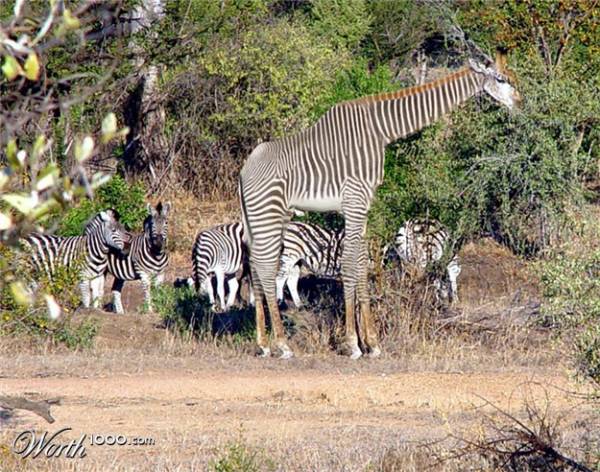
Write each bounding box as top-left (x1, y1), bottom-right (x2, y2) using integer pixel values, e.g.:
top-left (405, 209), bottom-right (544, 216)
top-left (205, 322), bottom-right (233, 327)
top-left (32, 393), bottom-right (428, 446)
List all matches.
top-left (362, 68), bottom-right (484, 144)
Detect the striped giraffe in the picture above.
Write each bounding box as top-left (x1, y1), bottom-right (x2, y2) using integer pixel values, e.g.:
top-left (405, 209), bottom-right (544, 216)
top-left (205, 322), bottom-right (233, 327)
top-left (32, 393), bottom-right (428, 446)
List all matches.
top-left (239, 57), bottom-right (519, 359)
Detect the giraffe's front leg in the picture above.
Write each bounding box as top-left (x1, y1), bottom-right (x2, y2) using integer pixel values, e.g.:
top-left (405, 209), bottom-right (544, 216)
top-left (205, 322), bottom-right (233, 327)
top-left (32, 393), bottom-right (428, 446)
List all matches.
top-left (342, 184), bottom-right (380, 359)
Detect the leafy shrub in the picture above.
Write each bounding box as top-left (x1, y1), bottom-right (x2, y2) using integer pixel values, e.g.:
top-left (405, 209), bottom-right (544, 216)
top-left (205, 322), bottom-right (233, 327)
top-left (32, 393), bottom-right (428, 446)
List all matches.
top-left (58, 174), bottom-right (147, 235)
top-left (308, 0), bottom-right (372, 52)
top-left (0, 246), bottom-right (97, 349)
top-left (210, 434), bottom-right (275, 472)
top-left (537, 209), bottom-right (600, 387)
top-left (160, 17), bottom-right (349, 198)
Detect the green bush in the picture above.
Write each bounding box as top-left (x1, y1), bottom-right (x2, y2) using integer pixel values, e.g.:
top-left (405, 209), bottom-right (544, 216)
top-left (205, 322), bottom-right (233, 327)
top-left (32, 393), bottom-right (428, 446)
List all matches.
top-left (160, 17), bottom-right (350, 197)
top-left (210, 433), bottom-right (275, 472)
top-left (537, 211), bottom-right (600, 387)
top-left (58, 174), bottom-right (147, 236)
top-left (0, 246), bottom-right (97, 350)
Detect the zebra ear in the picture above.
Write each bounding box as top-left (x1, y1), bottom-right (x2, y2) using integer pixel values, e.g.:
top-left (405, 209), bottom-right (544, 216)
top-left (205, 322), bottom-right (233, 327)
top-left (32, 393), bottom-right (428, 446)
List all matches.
top-left (99, 210), bottom-right (110, 222)
top-left (147, 203), bottom-right (153, 215)
top-left (160, 201), bottom-right (171, 216)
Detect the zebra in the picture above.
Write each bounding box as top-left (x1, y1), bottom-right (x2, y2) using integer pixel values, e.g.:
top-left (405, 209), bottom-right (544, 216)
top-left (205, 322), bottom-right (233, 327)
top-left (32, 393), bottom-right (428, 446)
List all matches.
top-left (107, 202), bottom-right (171, 314)
top-left (191, 222), bottom-right (252, 310)
top-left (384, 219), bottom-right (461, 302)
top-left (24, 209), bottom-right (130, 308)
top-left (276, 221), bottom-right (344, 308)
top-left (239, 55), bottom-right (519, 359)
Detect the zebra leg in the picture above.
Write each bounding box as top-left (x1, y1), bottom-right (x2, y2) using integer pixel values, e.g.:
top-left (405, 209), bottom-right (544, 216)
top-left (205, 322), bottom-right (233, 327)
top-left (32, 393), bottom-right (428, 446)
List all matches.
top-left (286, 265), bottom-right (302, 308)
top-left (139, 273), bottom-right (153, 312)
top-left (90, 276), bottom-right (104, 309)
top-left (447, 258), bottom-right (461, 303)
top-left (112, 278), bottom-right (125, 314)
top-left (275, 272), bottom-right (286, 304)
top-left (215, 270), bottom-right (226, 311)
top-left (226, 276), bottom-right (239, 309)
top-left (200, 277), bottom-right (216, 307)
top-left (79, 280), bottom-right (91, 308)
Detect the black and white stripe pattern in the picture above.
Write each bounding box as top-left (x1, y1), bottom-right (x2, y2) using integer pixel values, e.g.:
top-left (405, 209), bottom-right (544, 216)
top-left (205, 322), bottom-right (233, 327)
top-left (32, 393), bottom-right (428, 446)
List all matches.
top-left (385, 219), bottom-right (461, 302)
top-left (276, 222), bottom-right (344, 307)
top-left (239, 61), bottom-right (517, 359)
top-left (191, 222), bottom-right (250, 310)
top-left (24, 209), bottom-right (130, 308)
top-left (107, 202), bottom-right (171, 314)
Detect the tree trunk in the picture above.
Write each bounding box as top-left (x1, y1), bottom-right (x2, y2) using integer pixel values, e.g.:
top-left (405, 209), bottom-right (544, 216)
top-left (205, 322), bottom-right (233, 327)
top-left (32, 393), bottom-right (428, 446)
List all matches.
top-left (123, 0), bottom-right (168, 189)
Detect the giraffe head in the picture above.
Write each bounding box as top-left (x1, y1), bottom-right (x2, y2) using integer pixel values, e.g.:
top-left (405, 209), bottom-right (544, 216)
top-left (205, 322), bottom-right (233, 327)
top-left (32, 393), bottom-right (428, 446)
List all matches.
top-left (469, 50), bottom-right (520, 110)
top-left (145, 201), bottom-right (171, 253)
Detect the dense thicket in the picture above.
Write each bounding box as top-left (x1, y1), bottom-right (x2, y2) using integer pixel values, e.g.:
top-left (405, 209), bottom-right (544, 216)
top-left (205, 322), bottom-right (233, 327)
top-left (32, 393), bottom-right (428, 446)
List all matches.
top-left (1, 0), bottom-right (599, 254)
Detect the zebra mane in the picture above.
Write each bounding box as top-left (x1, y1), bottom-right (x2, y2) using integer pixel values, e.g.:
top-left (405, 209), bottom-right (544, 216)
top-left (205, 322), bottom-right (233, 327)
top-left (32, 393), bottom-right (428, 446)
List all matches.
top-left (343, 67), bottom-right (472, 106)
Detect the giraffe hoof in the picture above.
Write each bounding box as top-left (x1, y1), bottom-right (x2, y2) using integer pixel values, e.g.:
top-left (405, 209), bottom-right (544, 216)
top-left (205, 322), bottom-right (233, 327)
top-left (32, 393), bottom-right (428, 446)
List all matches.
top-left (258, 347), bottom-right (271, 358)
top-left (368, 347), bottom-right (382, 359)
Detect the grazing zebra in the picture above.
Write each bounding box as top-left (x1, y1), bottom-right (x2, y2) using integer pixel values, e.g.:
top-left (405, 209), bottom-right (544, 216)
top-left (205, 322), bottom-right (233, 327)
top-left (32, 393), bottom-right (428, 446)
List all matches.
top-left (276, 221), bottom-right (344, 307)
top-left (239, 56), bottom-right (519, 359)
top-left (107, 202), bottom-right (171, 314)
top-left (384, 219), bottom-right (461, 302)
top-left (191, 222), bottom-right (251, 310)
top-left (24, 209), bottom-right (130, 308)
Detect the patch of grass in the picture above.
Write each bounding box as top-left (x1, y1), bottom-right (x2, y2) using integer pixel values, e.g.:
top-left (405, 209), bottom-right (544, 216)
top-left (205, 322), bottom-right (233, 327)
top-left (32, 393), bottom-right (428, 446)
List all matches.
top-left (152, 283), bottom-right (256, 349)
top-left (210, 433), bottom-right (275, 472)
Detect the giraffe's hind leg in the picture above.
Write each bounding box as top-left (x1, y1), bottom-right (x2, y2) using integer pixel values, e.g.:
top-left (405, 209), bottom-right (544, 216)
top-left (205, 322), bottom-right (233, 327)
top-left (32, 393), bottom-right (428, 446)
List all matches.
top-left (250, 266), bottom-right (270, 357)
top-left (248, 219), bottom-right (293, 358)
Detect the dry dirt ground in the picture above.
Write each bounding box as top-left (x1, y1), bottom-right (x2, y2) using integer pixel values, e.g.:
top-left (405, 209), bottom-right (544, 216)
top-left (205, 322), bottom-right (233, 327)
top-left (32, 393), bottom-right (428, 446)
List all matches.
top-left (0, 212), bottom-right (597, 470)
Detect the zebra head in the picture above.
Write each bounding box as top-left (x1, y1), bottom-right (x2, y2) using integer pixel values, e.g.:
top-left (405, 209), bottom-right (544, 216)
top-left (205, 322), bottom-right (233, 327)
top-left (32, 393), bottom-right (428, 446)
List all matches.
top-left (468, 57), bottom-right (520, 110)
top-left (85, 209), bottom-right (131, 255)
top-left (145, 201), bottom-right (171, 254)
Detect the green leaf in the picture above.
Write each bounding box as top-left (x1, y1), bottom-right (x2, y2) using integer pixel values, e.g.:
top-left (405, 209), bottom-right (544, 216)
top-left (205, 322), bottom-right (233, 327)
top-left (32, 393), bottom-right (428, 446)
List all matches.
top-left (0, 169), bottom-right (9, 191)
top-left (63, 9), bottom-right (80, 30)
top-left (101, 113), bottom-right (117, 143)
top-left (74, 136), bottom-right (95, 162)
top-left (2, 55), bottom-right (22, 81)
top-left (6, 139), bottom-right (17, 163)
top-left (35, 163), bottom-right (59, 191)
top-left (10, 282), bottom-right (33, 306)
top-left (0, 212), bottom-right (12, 231)
top-left (23, 52), bottom-right (40, 81)
top-left (2, 192), bottom-right (39, 215)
